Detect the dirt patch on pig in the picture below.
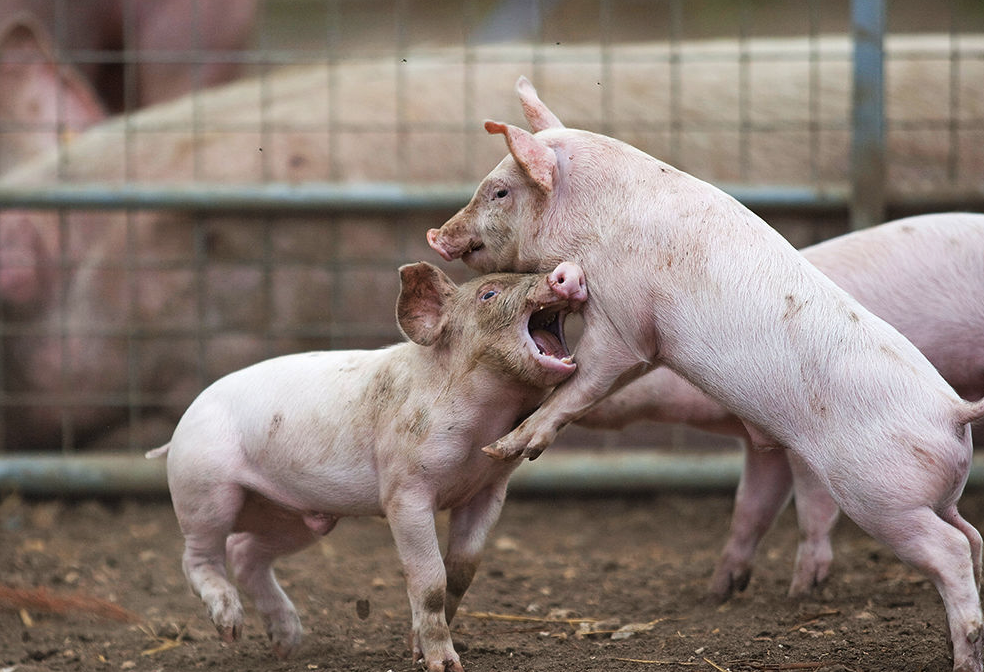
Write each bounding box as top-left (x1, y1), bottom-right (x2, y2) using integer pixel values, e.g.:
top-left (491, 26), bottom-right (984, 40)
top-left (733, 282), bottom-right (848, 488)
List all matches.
top-left (2, 486), bottom-right (978, 672)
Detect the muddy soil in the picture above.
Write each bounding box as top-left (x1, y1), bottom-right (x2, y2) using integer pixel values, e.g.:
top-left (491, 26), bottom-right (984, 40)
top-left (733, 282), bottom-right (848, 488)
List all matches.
top-left (2, 487), bottom-right (979, 672)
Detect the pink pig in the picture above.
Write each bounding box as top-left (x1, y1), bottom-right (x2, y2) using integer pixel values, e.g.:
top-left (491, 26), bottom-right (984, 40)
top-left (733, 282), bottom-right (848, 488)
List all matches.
top-left (427, 77), bottom-right (984, 671)
top-left (147, 261), bottom-right (586, 672)
top-left (576, 211), bottom-right (984, 601)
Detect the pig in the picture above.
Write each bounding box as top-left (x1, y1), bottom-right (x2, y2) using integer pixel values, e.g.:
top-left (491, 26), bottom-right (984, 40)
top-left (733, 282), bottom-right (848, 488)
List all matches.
top-left (146, 260), bottom-right (587, 671)
top-left (0, 2), bottom-right (256, 173)
top-left (426, 77), bottom-right (984, 671)
top-left (1, 33), bottom-right (980, 452)
top-left (575, 211), bottom-right (984, 601)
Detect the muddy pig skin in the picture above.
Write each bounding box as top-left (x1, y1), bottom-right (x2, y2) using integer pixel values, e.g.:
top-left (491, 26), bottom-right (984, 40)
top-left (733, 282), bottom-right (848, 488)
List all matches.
top-left (427, 77), bottom-right (984, 671)
top-left (575, 212), bottom-right (984, 601)
top-left (147, 261), bottom-right (586, 671)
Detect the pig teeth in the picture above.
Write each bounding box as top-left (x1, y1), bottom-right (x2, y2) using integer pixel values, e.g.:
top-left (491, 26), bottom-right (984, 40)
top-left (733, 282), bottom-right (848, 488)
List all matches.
top-left (561, 356), bottom-right (574, 365)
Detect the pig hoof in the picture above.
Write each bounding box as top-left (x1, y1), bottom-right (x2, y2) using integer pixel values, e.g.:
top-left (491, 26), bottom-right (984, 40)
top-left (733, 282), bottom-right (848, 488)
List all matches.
top-left (423, 655), bottom-right (463, 672)
top-left (266, 612), bottom-right (303, 658)
top-left (206, 596), bottom-right (245, 643)
top-left (482, 442), bottom-right (519, 461)
top-left (706, 568), bottom-right (750, 603)
top-left (216, 622), bottom-right (242, 644)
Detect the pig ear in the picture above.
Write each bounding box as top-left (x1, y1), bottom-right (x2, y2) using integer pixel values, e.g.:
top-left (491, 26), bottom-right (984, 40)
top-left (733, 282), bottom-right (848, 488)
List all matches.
top-left (485, 120), bottom-right (556, 193)
top-left (0, 14), bottom-right (106, 165)
top-left (516, 76), bottom-right (564, 132)
top-left (397, 262), bottom-right (457, 346)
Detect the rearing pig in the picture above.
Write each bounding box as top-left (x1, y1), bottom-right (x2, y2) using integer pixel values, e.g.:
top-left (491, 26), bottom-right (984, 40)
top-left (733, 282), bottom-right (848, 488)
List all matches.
top-left (428, 77), bottom-right (984, 671)
top-left (148, 260), bottom-right (586, 671)
top-left (576, 212), bottom-right (984, 601)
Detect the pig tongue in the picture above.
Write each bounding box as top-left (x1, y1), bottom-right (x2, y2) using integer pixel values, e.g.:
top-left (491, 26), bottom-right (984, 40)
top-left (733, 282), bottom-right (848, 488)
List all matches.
top-left (531, 329), bottom-right (565, 358)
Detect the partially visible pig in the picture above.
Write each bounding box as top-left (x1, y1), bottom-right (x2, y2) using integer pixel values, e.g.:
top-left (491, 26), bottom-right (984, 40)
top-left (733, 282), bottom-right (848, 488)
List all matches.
top-left (427, 77), bottom-right (984, 671)
top-left (148, 260), bottom-right (587, 671)
top-left (0, 1), bottom-right (257, 110)
top-left (0, 2), bottom-right (256, 172)
top-left (0, 15), bottom-right (105, 174)
top-left (576, 212), bottom-right (984, 600)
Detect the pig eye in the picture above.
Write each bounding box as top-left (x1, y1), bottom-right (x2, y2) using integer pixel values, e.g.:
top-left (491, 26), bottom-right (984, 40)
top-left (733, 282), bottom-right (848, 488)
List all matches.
top-left (480, 289), bottom-right (499, 301)
top-left (492, 188), bottom-right (509, 200)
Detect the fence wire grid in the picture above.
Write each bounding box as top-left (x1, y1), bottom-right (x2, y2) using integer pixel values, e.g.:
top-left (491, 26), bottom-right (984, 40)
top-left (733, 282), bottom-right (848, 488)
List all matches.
top-left (0, 0), bottom-right (981, 457)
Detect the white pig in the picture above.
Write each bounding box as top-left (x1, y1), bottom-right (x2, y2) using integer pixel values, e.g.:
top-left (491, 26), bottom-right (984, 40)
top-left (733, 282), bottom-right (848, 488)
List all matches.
top-left (576, 212), bottom-right (984, 601)
top-left (147, 260), bottom-right (587, 672)
top-left (427, 77), bottom-right (984, 672)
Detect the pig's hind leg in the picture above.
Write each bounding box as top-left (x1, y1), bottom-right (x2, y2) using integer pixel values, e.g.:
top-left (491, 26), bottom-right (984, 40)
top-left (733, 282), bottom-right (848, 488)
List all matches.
top-left (853, 504), bottom-right (983, 672)
top-left (226, 522), bottom-right (320, 658)
top-left (176, 483), bottom-right (248, 644)
top-left (943, 506), bottom-right (984, 591)
top-left (223, 491), bottom-right (325, 658)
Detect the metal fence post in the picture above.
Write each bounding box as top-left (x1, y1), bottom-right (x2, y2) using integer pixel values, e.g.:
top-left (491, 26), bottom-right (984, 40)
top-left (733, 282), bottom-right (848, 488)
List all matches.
top-left (850, 0), bottom-right (887, 230)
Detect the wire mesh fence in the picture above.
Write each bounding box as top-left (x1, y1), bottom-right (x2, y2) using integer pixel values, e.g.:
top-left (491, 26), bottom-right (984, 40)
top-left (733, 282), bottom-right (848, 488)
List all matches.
top-left (0, 0), bottom-right (981, 461)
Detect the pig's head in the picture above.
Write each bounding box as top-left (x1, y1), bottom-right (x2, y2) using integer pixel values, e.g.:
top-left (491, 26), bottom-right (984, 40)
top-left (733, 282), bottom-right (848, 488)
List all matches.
top-left (427, 76), bottom-right (608, 274)
top-left (397, 260), bottom-right (587, 388)
top-left (0, 14), bottom-right (106, 174)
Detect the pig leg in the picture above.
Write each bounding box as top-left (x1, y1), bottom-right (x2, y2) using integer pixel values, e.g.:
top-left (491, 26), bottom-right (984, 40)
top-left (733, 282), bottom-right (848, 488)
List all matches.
top-left (942, 507), bottom-right (984, 592)
top-left (708, 445), bottom-right (793, 601)
top-left (484, 314), bottom-right (654, 461)
top-left (176, 483), bottom-right (248, 643)
top-left (786, 454), bottom-right (840, 598)
top-left (866, 506), bottom-right (983, 672)
top-left (226, 521), bottom-right (320, 658)
top-left (386, 492), bottom-right (463, 672)
top-left (443, 481), bottom-right (509, 623)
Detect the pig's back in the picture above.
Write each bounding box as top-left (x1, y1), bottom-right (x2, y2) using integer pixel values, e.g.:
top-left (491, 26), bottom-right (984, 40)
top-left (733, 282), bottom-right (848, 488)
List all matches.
top-left (803, 213), bottom-right (984, 400)
top-left (649, 187), bottom-right (957, 446)
top-left (168, 347), bottom-right (405, 515)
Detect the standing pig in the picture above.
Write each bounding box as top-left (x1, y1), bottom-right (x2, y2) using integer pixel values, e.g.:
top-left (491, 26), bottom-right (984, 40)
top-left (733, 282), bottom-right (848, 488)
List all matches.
top-left (147, 260), bottom-right (587, 671)
top-left (576, 212), bottom-right (984, 601)
top-left (427, 77), bottom-right (984, 671)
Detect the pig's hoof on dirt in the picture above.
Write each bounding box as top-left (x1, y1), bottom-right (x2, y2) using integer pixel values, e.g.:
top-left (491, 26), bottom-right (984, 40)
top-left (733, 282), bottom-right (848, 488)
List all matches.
top-left (207, 597), bottom-right (245, 643)
top-left (214, 621), bottom-right (243, 644)
top-left (706, 568), bottom-right (750, 603)
top-left (786, 568), bottom-right (828, 598)
top-left (421, 655), bottom-right (463, 672)
top-left (266, 612), bottom-right (303, 658)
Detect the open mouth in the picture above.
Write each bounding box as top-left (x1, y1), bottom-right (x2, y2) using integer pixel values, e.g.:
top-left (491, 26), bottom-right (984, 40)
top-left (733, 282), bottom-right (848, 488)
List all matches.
top-left (461, 240), bottom-right (485, 260)
top-left (527, 304), bottom-right (575, 369)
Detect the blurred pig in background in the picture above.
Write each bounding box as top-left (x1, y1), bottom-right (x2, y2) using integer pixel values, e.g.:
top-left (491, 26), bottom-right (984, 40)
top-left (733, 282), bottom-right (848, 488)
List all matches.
top-left (0, 1), bottom-right (257, 172)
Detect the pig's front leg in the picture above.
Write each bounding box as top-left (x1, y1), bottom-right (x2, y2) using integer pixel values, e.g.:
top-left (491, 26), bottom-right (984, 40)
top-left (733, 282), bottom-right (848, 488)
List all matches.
top-left (443, 481), bottom-right (510, 623)
top-left (484, 316), bottom-right (654, 461)
top-left (385, 491), bottom-right (463, 672)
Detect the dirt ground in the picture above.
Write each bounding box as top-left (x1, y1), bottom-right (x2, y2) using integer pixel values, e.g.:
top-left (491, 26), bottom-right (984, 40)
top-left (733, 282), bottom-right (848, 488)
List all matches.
top-left (2, 485), bottom-right (980, 672)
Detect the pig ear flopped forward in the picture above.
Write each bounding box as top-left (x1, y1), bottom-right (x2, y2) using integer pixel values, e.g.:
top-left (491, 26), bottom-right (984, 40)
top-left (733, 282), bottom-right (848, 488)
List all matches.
top-left (484, 120), bottom-right (556, 193)
top-left (396, 262), bottom-right (456, 346)
top-left (515, 76), bottom-right (564, 132)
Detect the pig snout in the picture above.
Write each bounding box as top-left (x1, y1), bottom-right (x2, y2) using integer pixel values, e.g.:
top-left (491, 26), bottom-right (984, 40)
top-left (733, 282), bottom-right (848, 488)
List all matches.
top-left (548, 261), bottom-right (587, 307)
top-left (426, 228), bottom-right (456, 261)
